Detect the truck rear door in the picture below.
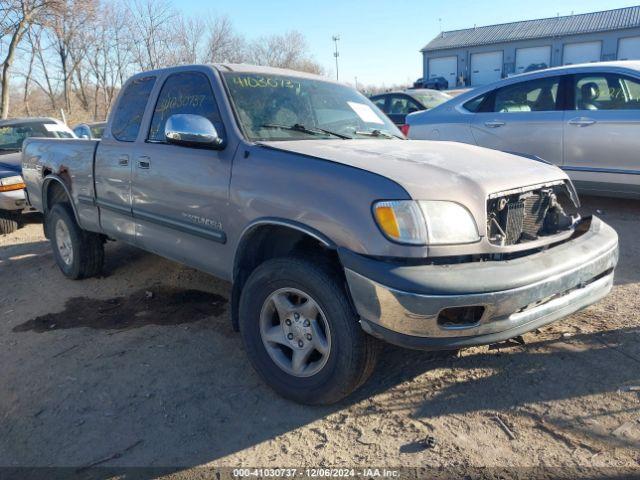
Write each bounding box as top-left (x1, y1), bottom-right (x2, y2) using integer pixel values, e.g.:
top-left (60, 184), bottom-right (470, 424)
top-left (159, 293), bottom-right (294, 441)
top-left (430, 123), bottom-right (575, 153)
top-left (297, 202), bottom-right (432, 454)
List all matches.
top-left (95, 75), bottom-right (156, 242)
top-left (131, 68), bottom-right (233, 278)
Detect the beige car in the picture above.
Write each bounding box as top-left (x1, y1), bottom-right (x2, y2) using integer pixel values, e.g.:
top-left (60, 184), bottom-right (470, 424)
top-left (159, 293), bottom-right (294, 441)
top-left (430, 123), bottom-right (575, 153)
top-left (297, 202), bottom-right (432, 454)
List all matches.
top-left (22, 64), bottom-right (619, 404)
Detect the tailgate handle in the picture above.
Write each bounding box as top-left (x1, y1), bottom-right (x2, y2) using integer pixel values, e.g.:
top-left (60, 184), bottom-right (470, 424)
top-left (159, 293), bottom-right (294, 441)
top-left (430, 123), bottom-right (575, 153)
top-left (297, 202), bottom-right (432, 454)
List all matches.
top-left (484, 120), bottom-right (505, 128)
top-left (568, 117), bottom-right (596, 127)
top-left (137, 156), bottom-right (151, 169)
top-left (118, 155), bottom-right (129, 166)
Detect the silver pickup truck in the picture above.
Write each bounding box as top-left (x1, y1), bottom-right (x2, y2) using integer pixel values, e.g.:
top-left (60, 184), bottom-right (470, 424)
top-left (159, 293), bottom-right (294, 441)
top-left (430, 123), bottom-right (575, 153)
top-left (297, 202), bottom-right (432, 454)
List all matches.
top-left (22, 64), bottom-right (619, 404)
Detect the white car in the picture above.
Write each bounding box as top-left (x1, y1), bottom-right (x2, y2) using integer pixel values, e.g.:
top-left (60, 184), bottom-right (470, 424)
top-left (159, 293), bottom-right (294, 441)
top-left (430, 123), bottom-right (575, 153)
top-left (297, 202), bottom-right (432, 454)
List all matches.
top-left (0, 117), bottom-right (75, 234)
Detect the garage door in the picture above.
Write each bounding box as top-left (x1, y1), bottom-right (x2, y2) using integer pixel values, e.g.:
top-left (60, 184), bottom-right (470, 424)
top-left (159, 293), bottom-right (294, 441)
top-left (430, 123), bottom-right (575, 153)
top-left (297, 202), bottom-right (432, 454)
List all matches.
top-left (618, 36), bottom-right (640, 60)
top-left (428, 56), bottom-right (457, 89)
top-left (515, 46), bottom-right (551, 73)
top-left (470, 51), bottom-right (503, 86)
top-left (563, 41), bottom-right (601, 65)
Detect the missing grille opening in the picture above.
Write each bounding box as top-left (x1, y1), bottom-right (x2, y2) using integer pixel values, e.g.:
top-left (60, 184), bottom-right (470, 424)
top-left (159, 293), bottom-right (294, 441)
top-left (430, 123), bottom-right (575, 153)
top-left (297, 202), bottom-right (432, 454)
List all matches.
top-left (487, 183), bottom-right (578, 246)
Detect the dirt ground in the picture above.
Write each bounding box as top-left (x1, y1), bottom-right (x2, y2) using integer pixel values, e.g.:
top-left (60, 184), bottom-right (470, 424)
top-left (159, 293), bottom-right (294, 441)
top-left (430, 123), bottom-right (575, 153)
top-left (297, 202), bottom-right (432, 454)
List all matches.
top-left (0, 196), bottom-right (639, 477)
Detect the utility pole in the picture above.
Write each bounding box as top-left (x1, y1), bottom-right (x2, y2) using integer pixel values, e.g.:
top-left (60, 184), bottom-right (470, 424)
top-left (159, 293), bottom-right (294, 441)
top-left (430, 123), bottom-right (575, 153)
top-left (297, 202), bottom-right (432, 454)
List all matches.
top-left (332, 35), bottom-right (340, 81)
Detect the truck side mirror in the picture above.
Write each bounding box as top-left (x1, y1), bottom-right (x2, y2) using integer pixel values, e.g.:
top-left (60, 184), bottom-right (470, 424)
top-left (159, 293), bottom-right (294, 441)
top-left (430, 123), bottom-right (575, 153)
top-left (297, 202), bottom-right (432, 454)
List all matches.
top-left (164, 114), bottom-right (223, 149)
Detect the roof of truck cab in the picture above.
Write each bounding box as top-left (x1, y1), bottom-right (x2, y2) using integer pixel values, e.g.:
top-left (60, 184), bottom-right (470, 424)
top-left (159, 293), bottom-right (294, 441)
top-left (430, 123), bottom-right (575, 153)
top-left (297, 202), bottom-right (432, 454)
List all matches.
top-left (212, 63), bottom-right (333, 82)
top-left (126, 63), bottom-right (337, 84)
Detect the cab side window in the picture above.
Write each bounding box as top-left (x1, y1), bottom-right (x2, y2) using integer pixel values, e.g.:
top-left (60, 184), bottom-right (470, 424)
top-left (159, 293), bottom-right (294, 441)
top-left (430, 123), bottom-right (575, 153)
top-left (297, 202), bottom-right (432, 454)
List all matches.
top-left (494, 77), bottom-right (559, 113)
top-left (148, 71), bottom-right (224, 142)
top-left (111, 76), bottom-right (156, 142)
top-left (574, 73), bottom-right (640, 111)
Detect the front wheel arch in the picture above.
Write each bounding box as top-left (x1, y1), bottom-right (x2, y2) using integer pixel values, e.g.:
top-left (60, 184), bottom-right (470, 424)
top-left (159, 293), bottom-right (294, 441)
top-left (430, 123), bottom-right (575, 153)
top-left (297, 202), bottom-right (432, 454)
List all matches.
top-left (231, 220), bottom-right (340, 332)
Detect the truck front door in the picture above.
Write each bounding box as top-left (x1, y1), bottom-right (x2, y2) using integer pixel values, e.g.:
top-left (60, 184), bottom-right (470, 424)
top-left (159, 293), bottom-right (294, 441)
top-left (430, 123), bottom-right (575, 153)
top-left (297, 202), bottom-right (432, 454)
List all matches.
top-left (95, 75), bottom-right (156, 242)
top-left (131, 69), bottom-right (233, 278)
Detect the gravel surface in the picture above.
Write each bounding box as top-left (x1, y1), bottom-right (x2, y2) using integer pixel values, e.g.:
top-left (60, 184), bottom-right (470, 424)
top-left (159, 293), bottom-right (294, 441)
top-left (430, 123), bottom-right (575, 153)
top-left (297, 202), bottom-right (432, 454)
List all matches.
top-left (0, 197), bottom-right (638, 475)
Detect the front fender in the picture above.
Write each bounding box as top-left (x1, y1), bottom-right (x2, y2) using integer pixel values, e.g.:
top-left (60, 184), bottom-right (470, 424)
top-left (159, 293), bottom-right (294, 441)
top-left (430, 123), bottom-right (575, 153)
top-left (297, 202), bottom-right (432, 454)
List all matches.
top-left (226, 144), bottom-right (427, 263)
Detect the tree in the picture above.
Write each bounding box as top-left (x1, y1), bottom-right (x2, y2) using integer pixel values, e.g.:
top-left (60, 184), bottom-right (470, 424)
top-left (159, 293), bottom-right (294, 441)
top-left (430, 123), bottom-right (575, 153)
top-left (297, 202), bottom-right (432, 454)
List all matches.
top-left (126, 0), bottom-right (176, 70)
top-left (46, 0), bottom-right (96, 112)
top-left (172, 15), bottom-right (206, 64)
top-left (0, 0), bottom-right (57, 118)
top-left (246, 31), bottom-right (323, 74)
top-left (4, 0), bottom-right (326, 122)
top-left (204, 15), bottom-right (246, 64)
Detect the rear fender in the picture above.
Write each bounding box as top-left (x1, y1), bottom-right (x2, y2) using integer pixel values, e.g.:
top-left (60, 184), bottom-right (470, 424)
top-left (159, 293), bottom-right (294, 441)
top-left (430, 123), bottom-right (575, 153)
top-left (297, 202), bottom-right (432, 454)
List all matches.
top-left (42, 175), bottom-right (82, 227)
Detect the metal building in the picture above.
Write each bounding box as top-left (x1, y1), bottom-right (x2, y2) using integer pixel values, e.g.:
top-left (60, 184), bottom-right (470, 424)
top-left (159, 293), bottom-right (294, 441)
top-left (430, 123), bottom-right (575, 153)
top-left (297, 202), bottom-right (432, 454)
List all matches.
top-left (421, 6), bottom-right (640, 88)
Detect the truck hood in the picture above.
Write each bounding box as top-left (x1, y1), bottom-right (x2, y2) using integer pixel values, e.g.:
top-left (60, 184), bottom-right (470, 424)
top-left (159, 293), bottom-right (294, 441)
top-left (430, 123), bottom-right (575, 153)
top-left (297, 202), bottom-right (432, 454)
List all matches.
top-left (259, 139), bottom-right (568, 204)
top-left (0, 151), bottom-right (22, 176)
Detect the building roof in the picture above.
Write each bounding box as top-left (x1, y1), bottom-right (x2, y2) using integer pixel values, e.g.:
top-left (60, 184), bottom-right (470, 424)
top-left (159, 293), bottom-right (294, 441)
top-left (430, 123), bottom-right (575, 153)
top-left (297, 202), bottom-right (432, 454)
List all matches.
top-left (422, 6), bottom-right (640, 52)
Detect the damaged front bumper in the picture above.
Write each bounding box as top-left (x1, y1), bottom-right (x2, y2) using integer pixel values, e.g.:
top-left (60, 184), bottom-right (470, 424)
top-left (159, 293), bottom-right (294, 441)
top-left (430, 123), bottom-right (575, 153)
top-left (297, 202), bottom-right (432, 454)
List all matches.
top-left (0, 188), bottom-right (34, 212)
top-left (340, 216), bottom-right (618, 350)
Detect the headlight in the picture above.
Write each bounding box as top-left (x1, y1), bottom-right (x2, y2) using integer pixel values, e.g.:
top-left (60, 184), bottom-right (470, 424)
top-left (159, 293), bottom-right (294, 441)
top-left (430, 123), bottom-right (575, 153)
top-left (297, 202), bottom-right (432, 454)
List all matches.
top-left (373, 200), bottom-right (479, 245)
top-left (0, 175), bottom-right (25, 192)
top-left (419, 201), bottom-right (479, 244)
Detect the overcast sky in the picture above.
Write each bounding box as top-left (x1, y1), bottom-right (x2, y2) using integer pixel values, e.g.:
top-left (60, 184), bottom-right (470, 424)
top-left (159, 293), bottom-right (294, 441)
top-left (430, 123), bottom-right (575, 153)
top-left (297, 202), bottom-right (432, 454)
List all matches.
top-left (180, 0), bottom-right (640, 86)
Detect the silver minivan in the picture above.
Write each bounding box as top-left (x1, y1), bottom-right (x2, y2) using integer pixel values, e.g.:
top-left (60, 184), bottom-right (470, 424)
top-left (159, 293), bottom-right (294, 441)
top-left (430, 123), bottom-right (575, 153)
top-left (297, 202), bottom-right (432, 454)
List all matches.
top-left (407, 61), bottom-right (640, 198)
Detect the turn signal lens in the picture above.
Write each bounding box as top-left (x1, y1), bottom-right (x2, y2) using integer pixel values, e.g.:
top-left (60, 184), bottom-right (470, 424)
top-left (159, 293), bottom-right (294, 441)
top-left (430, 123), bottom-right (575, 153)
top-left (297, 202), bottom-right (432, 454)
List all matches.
top-left (373, 200), bottom-right (427, 245)
top-left (374, 205), bottom-right (400, 238)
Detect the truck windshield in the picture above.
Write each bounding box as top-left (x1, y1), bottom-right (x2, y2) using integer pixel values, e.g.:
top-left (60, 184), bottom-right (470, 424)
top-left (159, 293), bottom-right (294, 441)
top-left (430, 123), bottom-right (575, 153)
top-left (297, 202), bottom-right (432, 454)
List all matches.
top-left (223, 72), bottom-right (402, 141)
top-left (0, 122), bottom-right (74, 152)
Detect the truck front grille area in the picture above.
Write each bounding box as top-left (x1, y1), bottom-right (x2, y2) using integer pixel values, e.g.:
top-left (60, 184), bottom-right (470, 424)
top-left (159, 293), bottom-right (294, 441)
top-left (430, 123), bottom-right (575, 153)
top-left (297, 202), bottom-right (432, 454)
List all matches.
top-left (487, 183), bottom-right (578, 246)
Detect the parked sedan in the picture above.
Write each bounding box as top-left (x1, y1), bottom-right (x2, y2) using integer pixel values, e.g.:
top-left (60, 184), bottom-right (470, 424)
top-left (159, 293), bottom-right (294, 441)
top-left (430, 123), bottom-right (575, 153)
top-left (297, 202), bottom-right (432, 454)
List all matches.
top-left (370, 89), bottom-right (451, 133)
top-left (407, 61), bottom-right (640, 199)
top-left (73, 121), bottom-right (106, 139)
top-left (0, 117), bottom-right (75, 234)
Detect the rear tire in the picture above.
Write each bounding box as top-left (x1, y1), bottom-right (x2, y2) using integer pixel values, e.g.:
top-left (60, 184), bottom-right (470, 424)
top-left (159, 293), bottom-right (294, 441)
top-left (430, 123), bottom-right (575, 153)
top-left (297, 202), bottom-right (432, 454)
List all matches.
top-left (239, 256), bottom-right (379, 405)
top-left (0, 210), bottom-right (18, 235)
top-left (46, 203), bottom-right (104, 279)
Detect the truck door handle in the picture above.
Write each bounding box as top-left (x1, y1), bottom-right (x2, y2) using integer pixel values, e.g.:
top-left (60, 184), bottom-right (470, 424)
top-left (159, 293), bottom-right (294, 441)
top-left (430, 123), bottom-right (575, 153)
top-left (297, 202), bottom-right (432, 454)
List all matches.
top-left (137, 156), bottom-right (151, 169)
top-left (568, 117), bottom-right (596, 127)
top-left (118, 155), bottom-right (129, 166)
top-left (484, 121), bottom-right (505, 128)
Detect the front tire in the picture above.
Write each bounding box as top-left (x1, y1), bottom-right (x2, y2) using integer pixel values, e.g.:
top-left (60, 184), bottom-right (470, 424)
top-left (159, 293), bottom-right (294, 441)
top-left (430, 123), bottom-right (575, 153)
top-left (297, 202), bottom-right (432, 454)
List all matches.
top-left (239, 256), bottom-right (379, 405)
top-left (0, 210), bottom-right (19, 235)
top-left (46, 203), bottom-right (104, 279)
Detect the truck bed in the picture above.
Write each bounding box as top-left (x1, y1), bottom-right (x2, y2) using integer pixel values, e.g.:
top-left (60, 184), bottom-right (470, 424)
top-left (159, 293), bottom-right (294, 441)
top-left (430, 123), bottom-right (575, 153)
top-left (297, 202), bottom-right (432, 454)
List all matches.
top-left (22, 138), bottom-right (101, 231)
